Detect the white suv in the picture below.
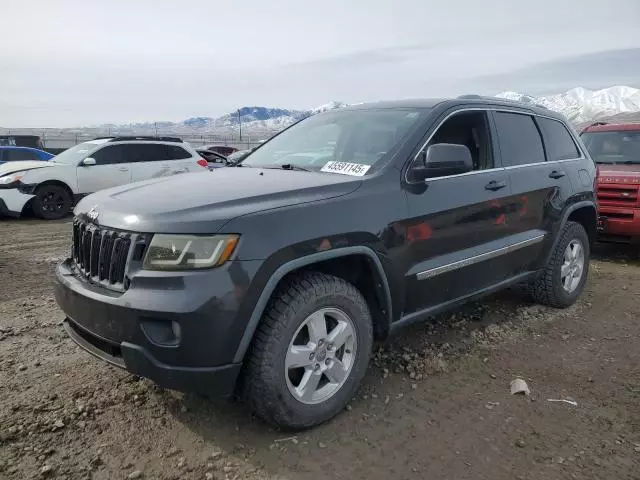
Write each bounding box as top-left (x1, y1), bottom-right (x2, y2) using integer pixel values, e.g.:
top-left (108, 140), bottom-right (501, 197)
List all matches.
top-left (0, 137), bottom-right (208, 220)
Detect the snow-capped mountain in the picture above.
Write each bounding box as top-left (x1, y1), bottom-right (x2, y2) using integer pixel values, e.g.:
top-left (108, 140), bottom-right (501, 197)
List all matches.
top-left (495, 86), bottom-right (640, 124)
top-left (100, 102), bottom-right (347, 135)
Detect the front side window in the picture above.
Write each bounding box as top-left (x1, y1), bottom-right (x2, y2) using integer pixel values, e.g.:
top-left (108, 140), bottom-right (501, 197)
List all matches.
top-left (91, 145), bottom-right (129, 165)
top-left (580, 130), bottom-right (640, 164)
top-left (241, 108), bottom-right (427, 173)
top-left (421, 110), bottom-right (495, 172)
top-left (493, 112), bottom-right (546, 166)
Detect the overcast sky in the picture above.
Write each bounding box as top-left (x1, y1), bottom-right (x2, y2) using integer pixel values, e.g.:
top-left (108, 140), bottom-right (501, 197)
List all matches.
top-left (2, 0), bottom-right (640, 127)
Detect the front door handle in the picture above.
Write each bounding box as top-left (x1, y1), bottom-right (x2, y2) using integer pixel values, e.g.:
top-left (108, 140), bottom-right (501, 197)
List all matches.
top-left (118, 167), bottom-right (129, 172)
top-left (549, 170), bottom-right (566, 179)
top-left (485, 180), bottom-right (507, 191)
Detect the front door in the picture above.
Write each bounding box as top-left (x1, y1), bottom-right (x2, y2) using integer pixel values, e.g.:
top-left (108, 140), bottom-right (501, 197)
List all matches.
top-left (76, 144), bottom-right (132, 194)
top-left (400, 109), bottom-right (515, 317)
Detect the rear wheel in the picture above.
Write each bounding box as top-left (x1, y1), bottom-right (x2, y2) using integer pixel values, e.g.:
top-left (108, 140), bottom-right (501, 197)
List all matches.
top-left (242, 272), bottom-right (373, 430)
top-left (32, 184), bottom-right (72, 220)
top-left (530, 221), bottom-right (590, 308)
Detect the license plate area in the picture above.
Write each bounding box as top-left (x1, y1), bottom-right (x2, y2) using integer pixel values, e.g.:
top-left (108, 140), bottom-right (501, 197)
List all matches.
top-left (597, 216), bottom-right (607, 232)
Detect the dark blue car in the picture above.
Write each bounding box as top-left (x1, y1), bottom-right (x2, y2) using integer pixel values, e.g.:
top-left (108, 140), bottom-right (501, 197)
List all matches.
top-left (0, 146), bottom-right (54, 165)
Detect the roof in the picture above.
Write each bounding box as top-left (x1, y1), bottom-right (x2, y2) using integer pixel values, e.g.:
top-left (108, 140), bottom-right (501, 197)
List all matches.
top-left (0, 145), bottom-right (47, 152)
top-left (581, 123), bottom-right (640, 133)
top-left (336, 96), bottom-right (563, 119)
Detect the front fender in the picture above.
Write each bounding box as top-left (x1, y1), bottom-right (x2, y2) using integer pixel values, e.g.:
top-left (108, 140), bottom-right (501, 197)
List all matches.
top-left (231, 246), bottom-right (392, 363)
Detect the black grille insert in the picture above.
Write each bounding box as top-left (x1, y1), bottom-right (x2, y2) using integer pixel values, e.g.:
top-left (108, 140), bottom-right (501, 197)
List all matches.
top-left (71, 219), bottom-right (136, 290)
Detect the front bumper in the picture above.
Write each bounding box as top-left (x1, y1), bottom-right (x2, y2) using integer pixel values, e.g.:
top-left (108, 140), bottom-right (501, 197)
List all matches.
top-left (0, 188), bottom-right (34, 216)
top-left (54, 258), bottom-right (262, 397)
top-left (597, 207), bottom-right (640, 243)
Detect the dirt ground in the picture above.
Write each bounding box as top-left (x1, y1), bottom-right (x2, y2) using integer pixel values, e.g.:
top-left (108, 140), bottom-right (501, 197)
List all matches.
top-left (1, 218), bottom-right (639, 480)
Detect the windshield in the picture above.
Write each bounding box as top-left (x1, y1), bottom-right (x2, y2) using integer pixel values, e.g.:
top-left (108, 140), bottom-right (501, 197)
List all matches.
top-left (581, 131), bottom-right (640, 164)
top-left (241, 108), bottom-right (427, 173)
top-left (50, 140), bottom-right (107, 164)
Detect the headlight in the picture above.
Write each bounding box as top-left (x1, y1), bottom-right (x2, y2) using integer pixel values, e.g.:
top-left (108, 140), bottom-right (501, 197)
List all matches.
top-left (0, 171), bottom-right (26, 185)
top-left (142, 234), bottom-right (239, 271)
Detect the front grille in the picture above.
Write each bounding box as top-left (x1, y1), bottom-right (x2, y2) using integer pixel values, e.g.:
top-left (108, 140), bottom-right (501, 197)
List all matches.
top-left (597, 184), bottom-right (639, 207)
top-left (71, 218), bottom-right (147, 291)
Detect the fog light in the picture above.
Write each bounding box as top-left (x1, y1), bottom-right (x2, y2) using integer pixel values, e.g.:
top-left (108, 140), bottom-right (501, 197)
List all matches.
top-left (140, 318), bottom-right (182, 347)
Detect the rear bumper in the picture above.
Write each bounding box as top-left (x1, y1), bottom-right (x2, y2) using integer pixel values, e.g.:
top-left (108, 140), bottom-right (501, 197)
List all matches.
top-left (597, 207), bottom-right (640, 242)
top-left (0, 188), bottom-right (33, 216)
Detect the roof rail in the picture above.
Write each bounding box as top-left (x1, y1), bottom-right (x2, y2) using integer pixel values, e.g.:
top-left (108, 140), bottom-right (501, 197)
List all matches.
top-left (456, 94), bottom-right (549, 110)
top-left (106, 136), bottom-right (184, 143)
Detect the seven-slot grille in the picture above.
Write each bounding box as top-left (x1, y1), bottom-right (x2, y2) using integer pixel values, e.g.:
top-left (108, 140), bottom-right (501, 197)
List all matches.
top-left (71, 218), bottom-right (140, 290)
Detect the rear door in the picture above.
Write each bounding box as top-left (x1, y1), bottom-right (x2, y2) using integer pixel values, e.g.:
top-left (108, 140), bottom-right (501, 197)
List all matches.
top-left (493, 111), bottom-right (576, 273)
top-left (129, 144), bottom-right (194, 182)
top-left (76, 144), bottom-right (132, 193)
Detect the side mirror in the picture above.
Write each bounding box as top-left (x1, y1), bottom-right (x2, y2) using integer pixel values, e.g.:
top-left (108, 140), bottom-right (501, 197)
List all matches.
top-left (412, 143), bottom-right (473, 180)
top-left (82, 157), bottom-right (96, 166)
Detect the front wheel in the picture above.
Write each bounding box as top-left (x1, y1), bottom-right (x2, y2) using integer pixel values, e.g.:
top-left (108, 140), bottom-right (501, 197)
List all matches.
top-left (242, 272), bottom-right (373, 430)
top-left (32, 185), bottom-right (72, 220)
top-left (530, 221), bottom-right (590, 308)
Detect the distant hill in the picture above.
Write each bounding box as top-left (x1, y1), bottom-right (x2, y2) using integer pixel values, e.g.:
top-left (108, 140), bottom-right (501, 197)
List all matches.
top-left (496, 86), bottom-right (640, 124)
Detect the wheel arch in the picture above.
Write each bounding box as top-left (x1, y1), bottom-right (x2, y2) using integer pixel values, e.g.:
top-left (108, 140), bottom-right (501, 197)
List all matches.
top-left (232, 246), bottom-right (392, 364)
top-left (545, 201), bottom-right (597, 264)
top-left (34, 179), bottom-right (74, 198)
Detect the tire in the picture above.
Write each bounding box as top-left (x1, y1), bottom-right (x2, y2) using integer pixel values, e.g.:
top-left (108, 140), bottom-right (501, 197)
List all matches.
top-left (32, 184), bottom-right (72, 220)
top-left (242, 272), bottom-right (373, 430)
top-left (529, 221), bottom-right (590, 308)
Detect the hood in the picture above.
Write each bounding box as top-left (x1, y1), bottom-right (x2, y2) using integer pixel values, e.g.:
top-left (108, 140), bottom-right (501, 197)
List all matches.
top-left (597, 164), bottom-right (640, 184)
top-left (74, 167), bottom-right (362, 233)
top-left (0, 160), bottom-right (57, 176)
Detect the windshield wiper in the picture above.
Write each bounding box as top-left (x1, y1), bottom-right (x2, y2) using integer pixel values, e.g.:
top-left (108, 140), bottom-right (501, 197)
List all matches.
top-left (257, 164), bottom-right (311, 172)
top-left (279, 164), bottom-right (311, 171)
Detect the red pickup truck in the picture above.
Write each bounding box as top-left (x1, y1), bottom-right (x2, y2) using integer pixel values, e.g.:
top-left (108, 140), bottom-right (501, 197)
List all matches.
top-left (580, 122), bottom-right (640, 243)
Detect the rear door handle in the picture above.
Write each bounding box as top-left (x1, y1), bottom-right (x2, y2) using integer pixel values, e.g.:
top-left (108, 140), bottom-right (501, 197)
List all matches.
top-left (485, 180), bottom-right (507, 191)
top-left (549, 170), bottom-right (566, 179)
top-left (118, 167), bottom-right (129, 172)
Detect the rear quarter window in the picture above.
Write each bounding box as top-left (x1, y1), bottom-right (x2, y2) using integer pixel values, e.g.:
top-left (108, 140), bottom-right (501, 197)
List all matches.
top-left (538, 117), bottom-right (581, 161)
top-left (163, 145), bottom-right (193, 160)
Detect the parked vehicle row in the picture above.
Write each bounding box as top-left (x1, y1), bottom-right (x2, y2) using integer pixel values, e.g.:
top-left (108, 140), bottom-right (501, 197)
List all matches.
top-left (53, 95), bottom-right (597, 430)
top-left (0, 136), bottom-right (208, 219)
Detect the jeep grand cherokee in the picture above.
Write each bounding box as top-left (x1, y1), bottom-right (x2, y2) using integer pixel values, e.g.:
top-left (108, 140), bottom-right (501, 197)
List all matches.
top-left (54, 96), bottom-right (597, 429)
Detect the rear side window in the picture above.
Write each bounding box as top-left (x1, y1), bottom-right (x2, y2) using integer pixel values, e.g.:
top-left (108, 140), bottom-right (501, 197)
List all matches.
top-left (538, 117), bottom-right (581, 161)
top-left (91, 145), bottom-right (129, 165)
top-left (493, 112), bottom-right (546, 166)
top-left (6, 149), bottom-right (41, 161)
top-left (125, 144), bottom-right (191, 162)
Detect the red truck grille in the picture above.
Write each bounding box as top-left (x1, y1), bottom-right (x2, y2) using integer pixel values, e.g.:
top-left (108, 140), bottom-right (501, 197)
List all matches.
top-left (597, 184), bottom-right (640, 207)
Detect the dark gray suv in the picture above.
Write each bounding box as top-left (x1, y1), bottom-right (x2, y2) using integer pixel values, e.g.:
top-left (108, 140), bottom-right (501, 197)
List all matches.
top-left (54, 96), bottom-right (597, 429)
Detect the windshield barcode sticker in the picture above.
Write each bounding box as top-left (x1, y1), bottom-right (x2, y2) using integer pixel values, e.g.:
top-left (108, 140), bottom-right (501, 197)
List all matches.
top-left (320, 161), bottom-right (371, 176)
